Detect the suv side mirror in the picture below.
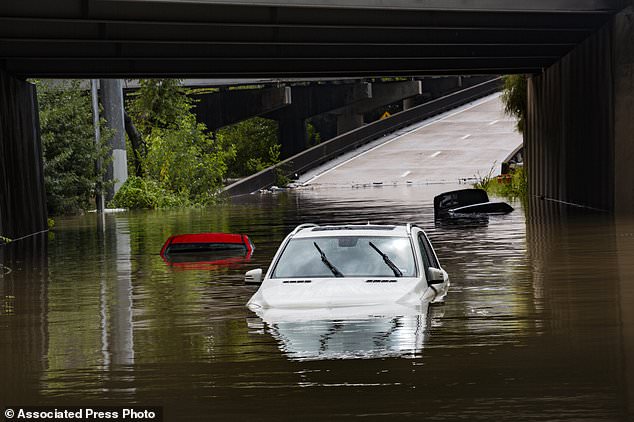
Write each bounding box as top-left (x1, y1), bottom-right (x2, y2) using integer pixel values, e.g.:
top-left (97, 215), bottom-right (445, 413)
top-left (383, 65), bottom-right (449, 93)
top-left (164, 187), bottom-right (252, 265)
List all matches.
top-left (427, 267), bottom-right (445, 285)
top-left (245, 268), bottom-right (263, 285)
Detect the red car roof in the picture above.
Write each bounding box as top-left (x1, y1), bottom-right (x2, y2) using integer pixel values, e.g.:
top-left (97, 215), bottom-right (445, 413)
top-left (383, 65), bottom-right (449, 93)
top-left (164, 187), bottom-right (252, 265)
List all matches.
top-left (160, 232), bottom-right (254, 268)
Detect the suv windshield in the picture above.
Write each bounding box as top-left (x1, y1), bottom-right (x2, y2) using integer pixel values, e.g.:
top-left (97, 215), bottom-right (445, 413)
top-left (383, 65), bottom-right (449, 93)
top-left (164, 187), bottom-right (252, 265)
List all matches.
top-left (272, 236), bottom-right (416, 278)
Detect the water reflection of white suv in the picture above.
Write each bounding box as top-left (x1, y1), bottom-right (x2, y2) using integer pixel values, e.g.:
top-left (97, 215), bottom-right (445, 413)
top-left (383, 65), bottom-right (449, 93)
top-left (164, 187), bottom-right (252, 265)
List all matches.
top-left (246, 223), bottom-right (449, 309)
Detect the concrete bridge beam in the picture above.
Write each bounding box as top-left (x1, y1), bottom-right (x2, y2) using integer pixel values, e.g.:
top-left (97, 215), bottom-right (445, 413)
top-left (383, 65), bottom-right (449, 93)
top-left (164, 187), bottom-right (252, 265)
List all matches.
top-left (329, 80), bottom-right (422, 135)
top-left (265, 82), bottom-right (372, 158)
top-left (194, 86), bottom-right (291, 131)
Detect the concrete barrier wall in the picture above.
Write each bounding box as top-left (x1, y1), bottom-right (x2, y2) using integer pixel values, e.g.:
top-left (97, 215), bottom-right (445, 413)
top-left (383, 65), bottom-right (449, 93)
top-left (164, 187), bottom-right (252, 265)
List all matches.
top-left (0, 70), bottom-right (47, 239)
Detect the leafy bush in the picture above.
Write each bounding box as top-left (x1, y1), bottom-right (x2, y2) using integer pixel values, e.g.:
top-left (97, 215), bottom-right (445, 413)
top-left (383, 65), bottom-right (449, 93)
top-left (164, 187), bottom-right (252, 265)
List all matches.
top-left (477, 166), bottom-right (527, 202)
top-left (36, 80), bottom-right (111, 215)
top-left (126, 79), bottom-right (234, 206)
top-left (473, 164), bottom-right (496, 191)
top-left (111, 176), bottom-right (189, 209)
top-left (217, 117), bottom-right (280, 178)
top-left (142, 114), bottom-right (232, 204)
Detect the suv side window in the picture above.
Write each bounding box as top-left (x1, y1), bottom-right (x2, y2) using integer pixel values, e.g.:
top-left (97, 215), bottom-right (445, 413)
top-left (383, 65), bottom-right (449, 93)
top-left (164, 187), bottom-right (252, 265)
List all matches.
top-left (418, 232), bottom-right (440, 279)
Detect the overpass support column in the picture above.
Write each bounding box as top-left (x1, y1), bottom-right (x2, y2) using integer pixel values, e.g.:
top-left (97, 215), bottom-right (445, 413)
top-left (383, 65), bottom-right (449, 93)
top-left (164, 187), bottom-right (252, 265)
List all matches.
top-left (336, 111), bottom-right (364, 135)
top-left (527, 4), bottom-right (634, 214)
top-left (100, 79), bottom-right (128, 202)
top-left (403, 97), bottom-right (418, 110)
top-left (278, 113), bottom-right (307, 158)
top-left (614, 6), bottom-right (634, 215)
top-left (0, 70), bottom-right (47, 239)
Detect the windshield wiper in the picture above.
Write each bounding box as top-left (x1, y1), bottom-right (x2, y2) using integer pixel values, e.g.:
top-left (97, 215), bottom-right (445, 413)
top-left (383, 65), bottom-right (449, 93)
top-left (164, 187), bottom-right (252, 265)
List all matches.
top-left (369, 241), bottom-right (403, 277)
top-left (313, 242), bottom-right (344, 277)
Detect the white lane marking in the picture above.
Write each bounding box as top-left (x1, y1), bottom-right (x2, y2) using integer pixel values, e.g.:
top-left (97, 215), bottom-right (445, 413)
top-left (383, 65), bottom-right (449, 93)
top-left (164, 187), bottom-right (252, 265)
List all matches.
top-left (461, 134), bottom-right (471, 140)
top-left (430, 151), bottom-right (442, 158)
top-left (304, 94), bottom-right (499, 184)
top-left (400, 170), bottom-right (411, 178)
top-left (488, 120), bottom-right (499, 125)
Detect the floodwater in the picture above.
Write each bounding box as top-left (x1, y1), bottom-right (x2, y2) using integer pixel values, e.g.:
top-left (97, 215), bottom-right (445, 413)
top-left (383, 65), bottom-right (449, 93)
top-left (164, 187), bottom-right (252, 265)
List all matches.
top-left (1, 185), bottom-right (634, 421)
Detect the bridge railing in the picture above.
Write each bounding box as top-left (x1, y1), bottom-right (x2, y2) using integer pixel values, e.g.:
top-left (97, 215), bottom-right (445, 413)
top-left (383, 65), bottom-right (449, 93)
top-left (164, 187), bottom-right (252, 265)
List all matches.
top-left (222, 77), bottom-right (502, 197)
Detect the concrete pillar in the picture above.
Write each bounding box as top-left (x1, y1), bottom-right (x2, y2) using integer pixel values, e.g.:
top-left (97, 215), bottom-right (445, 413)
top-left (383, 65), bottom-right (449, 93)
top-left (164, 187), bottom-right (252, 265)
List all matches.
top-left (403, 97), bottom-right (417, 110)
top-left (614, 5), bottom-right (634, 216)
top-left (308, 114), bottom-right (338, 143)
top-left (525, 22), bottom-right (614, 211)
top-left (0, 70), bottom-right (47, 238)
top-left (100, 79), bottom-right (128, 202)
top-left (278, 115), bottom-right (307, 158)
top-left (336, 111), bottom-right (364, 135)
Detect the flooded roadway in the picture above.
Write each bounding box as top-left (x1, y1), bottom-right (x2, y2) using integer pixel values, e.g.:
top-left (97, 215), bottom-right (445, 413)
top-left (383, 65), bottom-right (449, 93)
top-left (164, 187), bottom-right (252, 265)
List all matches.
top-left (1, 186), bottom-right (634, 421)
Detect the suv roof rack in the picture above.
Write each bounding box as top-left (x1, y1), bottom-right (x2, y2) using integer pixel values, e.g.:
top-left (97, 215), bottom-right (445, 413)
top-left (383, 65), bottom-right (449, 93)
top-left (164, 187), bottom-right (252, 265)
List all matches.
top-left (291, 223), bottom-right (320, 235)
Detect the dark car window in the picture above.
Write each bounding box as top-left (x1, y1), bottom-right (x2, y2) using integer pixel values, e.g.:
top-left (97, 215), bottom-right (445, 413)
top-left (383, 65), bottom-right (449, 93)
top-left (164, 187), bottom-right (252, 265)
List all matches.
top-left (418, 233), bottom-right (439, 279)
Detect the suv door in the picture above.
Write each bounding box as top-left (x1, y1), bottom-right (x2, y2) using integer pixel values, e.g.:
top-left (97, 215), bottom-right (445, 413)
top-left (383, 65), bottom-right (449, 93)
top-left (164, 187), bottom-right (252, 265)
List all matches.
top-left (417, 232), bottom-right (440, 284)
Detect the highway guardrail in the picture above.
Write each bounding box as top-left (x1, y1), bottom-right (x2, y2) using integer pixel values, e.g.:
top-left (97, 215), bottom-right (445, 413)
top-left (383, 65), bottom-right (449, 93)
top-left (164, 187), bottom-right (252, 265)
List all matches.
top-left (223, 77), bottom-right (502, 197)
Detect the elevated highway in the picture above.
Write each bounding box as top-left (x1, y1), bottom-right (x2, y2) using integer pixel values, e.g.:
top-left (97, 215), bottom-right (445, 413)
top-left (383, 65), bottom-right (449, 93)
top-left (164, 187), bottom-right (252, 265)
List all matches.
top-left (300, 93), bottom-right (521, 188)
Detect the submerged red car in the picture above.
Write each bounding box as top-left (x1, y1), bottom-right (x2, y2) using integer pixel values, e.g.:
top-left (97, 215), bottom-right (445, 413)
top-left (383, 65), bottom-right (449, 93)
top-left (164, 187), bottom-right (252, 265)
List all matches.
top-left (160, 233), bottom-right (254, 269)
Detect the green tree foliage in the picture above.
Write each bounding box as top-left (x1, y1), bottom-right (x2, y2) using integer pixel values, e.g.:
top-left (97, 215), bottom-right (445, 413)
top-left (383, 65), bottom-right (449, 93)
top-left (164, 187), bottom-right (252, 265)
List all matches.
top-left (116, 79), bottom-right (234, 207)
top-left (36, 80), bottom-right (110, 215)
top-left (127, 79), bottom-right (188, 135)
top-left (111, 176), bottom-right (189, 209)
top-left (501, 75), bottom-right (528, 133)
top-left (306, 121), bottom-right (322, 147)
top-left (217, 117), bottom-right (280, 178)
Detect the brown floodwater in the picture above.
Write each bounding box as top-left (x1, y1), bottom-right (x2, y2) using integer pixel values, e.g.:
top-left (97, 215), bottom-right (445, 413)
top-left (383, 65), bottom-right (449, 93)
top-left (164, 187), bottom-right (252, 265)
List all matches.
top-left (1, 185), bottom-right (633, 421)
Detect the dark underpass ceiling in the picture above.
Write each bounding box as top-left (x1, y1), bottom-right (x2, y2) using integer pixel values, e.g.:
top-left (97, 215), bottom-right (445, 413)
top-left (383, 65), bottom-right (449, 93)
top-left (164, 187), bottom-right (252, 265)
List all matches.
top-left (0, 0), bottom-right (626, 78)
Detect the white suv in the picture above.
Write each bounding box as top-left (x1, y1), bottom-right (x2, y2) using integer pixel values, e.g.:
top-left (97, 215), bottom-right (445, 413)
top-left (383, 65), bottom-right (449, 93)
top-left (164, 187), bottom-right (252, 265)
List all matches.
top-left (246, 223), bottom-right (449, 309)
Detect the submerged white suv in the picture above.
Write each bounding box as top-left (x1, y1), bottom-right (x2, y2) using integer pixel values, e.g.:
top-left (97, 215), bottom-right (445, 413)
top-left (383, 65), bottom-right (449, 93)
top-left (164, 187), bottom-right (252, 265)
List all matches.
top-left (246, 223), bottom-right (449, 309)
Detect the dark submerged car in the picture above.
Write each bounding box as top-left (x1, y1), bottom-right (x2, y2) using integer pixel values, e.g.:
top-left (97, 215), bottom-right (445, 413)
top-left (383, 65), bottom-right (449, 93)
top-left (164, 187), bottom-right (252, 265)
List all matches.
top-left (434, 188), bottom-right (513, 219)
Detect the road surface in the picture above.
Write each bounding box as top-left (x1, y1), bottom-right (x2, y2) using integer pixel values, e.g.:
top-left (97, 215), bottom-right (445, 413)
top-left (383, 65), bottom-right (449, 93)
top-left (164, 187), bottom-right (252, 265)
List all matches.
top-left (299, 93), bottom-right (522, 189)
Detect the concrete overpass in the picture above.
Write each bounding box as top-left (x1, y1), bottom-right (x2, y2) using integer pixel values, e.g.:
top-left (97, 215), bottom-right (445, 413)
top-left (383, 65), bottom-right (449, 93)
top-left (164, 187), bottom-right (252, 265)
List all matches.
top-left (0, 0), bottom-right (624, 77)
top-left (1, 0), bottom-right (633, 239)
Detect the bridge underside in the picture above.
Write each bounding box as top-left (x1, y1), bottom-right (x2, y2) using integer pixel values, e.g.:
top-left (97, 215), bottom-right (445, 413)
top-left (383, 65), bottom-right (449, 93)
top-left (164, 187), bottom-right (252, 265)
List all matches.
top-left (0, 0), bottom-right (622, 78)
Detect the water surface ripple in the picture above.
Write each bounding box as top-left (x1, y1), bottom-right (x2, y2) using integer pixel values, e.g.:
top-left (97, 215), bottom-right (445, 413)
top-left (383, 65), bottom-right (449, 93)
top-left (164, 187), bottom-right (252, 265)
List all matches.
top-left (1, 186), bottom-right (633, 421)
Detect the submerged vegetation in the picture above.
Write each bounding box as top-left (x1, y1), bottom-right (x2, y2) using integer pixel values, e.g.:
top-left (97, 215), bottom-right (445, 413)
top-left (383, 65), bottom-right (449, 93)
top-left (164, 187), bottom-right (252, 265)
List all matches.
top-left (116, 79), bottom-right (235, 208)
top-left (483, 167), bottom-right (527, 201)
top-left (34, 78), bottom-right (287, 213)
top-left (474, 165), bottom-right (527, 203)
top-left (112, 176), bottom-right (191, 209)
top-left (35, 78), bottom-right (283, 212)
top-left (114, 80), bottom-right (285, 209)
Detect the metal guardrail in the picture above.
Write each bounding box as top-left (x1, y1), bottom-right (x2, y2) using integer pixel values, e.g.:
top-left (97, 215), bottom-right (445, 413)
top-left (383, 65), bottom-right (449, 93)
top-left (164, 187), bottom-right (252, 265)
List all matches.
top-left (222, 77), bottom-right (503, 197)
top-left (501, 143), bottom-right (524, 174)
